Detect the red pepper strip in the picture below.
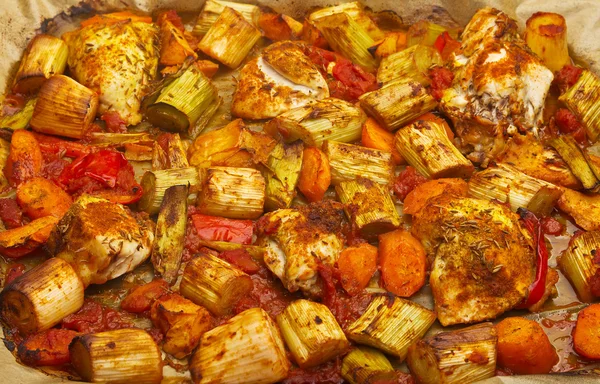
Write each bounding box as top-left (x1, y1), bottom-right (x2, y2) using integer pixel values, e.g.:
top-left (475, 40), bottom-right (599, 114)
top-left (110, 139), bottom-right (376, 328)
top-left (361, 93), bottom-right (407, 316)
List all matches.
top-left (433, 32), bottom-right (447, 53)
top-left (33, 132), bottom-right (94, 158)
top-left (59, 149), bottom-right (129, 188)
top-left (191, 214), bottom-right (253, 245)
top-left (516, 208), bottom-right (548, 308)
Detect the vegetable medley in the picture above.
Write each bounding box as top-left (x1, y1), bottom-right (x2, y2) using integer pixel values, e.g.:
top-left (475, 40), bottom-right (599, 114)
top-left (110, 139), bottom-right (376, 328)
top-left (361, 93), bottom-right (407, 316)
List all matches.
top-left (1, 1), bottom-right (600, 383)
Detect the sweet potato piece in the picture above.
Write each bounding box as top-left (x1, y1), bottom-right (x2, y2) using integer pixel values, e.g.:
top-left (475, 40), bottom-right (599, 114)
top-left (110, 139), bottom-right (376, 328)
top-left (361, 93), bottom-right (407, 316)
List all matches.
top-left (496, 317), bottom-right (558, 374)
top-left (4, 130), bottom-right (43, 187)
top-left (301, 19), bottom-right (329, 49)
top-left (378, 229), bottom-right (426, 297)
top-left (558, 189), bottom-right (600, 231)
top-left (403, 178), bottom-right (468, 215)
top-left (159, 20), bottom-right (198, 66)
top-left (17, 328), bottom-right (78, 366)
top-left (194, 60), bottom-right (219, 78)
top-left (121, 279), bottom-right (170, 313)
top-left (410, 112), bottom-right (454, 140)
top-left (16, 177), bottom-right (73, 220)
top-left (80, 11), bottom-right (152, 27)
top-left (0, 216), bottom-right (59, 258)
top-left (259, 13), bottom-right (302, 41)
top-left (151, 293), bottom-right (213, 359)
top-left (337, 243), bottom-right (378, 296)
top-left (361, 117), bottom-right (404, 165)
top-left (298, 147), bottom-right (331, 202)
top-left (573, 304), bottom-right (600, 359)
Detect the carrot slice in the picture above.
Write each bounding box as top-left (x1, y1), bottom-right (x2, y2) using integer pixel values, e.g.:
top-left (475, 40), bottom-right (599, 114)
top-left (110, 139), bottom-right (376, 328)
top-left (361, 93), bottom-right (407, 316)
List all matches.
top-left (573, 303), bottom-right (600, 359)
top-left (81, 11), bottom-right (152, 27)
top-left (496, 317), bottom-right (558, 374)
top-left (378, 229), bottom-right (426, 297)
top-left (361, 117), bottom-right (405, 165)
top-left (403, 178), bottom-right (468, 215)
top-left (337, 243), bottom-right (378, 296)
top-left (16, 177), bottom-right (73, 220)
top-left (4, 130), bottom-right (43, 187)
top-left (410, 112), bottom-right (454, 140)
top-left (298, 147), bottom-right (331, 202)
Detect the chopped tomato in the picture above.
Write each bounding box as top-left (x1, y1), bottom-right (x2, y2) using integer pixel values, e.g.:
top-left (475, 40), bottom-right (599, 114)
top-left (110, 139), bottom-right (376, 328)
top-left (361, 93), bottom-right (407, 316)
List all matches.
top-left (191, 214), bottom-right (253, 244)
top-left (541, 217), bottom-right (564, 236)
top-left (0, 198), bottom-right (24, 229)
top-left (58, 150), bottom-right (143, 204)
top-left (555, 64), bottom-right (583, 93)
top-left (33, 132), bottom-right (93, 159)
top-left (433, 31), bottom-right (460, 60)
top-left (429, 66), bottom-right (454, 100)
top-left (304, 46), bottom-right (339, 74)
top-left (331, 59), bottom-right (379, 101)
top-left (17, 329), bottom-right (77, 366)
top-left (555, 108), bottom-right (587, 144)
top-left (4, 263), bottom-right (25, 286)
top-left (392, 166), bottom-right (429, 201)
top-left (100, 111), bottom-right (128, 133)
top-left (218, 249), bottom-right (260, 274)
top-left (283, 359), bottom-right (344, 384)
top-left (121, 279), bottom-right (170, 313)
top-left (62, 299), bottom-right (131, 333)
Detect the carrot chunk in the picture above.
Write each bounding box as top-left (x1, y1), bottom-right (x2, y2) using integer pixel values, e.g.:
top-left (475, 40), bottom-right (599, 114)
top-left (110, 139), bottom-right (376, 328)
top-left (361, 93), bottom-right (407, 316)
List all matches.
top-left (361, 117), bottom-right (404, 165)
top-left (4, 130), bottom-right (43, 187)
top-left (337, 243), bottom-right (378, 296)
top-left (16, 177), bottom-right (73, 220)
top-left (403, 178), bottom-right (468, 215)
top-left (378, 229), bottom-right (426, 297)
top-left (573, 304), bottom-right (600, 359)
top-left (298, 147), bottom-right (331, 202)
top-left (496, 317), bottom-right (558, 374)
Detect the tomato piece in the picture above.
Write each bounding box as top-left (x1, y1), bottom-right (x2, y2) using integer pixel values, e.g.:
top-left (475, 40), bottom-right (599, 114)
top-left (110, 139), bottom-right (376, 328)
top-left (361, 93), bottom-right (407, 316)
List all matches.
top-left (332, 59), bottom-right (379, 101)
top-left (33, 132), bottom-right (93, 159)
top-left (62, 299), bottom-right (131, 333)
top-left (555, 108), bottom-right (587, 144)
top-left (555, 64), bottom-right (583, 93)
top-left (0, 198), bottom-right (24, 229)
top-left (392, 166), bottom-right (429, 201)
top-left (218, 249), bottom-right (260, 274)
top-left (433, 31), bottom-right (460, 61)
top-left (429, 66), bottom-right (454, 100)
top-left (121, 279), bottom-right (170, 313)
top-left (282, 359), bottom-right (344, 384)
top-left (191, 214), bottom-right (253, 244)
top-left (17, 329), bottom-right (78, 366)
top-left (541, 217), bottom-right (564, 236)
top-left (4, 263), bottom-right (25, 286)
top-left (100, 111), bottom-right (128, 133)
top-left (304, 46), bottom-right (339, 74)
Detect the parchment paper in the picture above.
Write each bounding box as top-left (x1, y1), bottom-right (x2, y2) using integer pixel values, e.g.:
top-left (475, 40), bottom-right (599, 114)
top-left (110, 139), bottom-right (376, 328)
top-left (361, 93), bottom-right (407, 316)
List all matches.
top-left (1, 0), bottom-right (600, 383)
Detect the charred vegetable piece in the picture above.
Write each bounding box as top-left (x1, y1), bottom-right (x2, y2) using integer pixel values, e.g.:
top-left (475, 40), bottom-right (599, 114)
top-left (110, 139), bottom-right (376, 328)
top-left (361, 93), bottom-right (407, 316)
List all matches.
top-left (0, 138), bottom-right (9, 190)
top-left (189, 308), bottom-right (290, 384)
top-left (377, 44), bottom-right (442, 85)
top-left (407, 322), bottom-right (497, 384)
top-left (146, 64), bottom-right (220, 138)
top-left (277, 299), bottom-right (349, 368)
top-left (138, 167), bottom-right (199, 215)
top-left (151, 293), bottom-right (213, 358)
top-left (360, 79), bottom-right (437, 131)
top-left (336, 177), bottom-right (401, 237)
top-left (525, 12), bottom-right (569, 72)
top-left (70, 329), bottom-right (163, 383)
top-left (583, 142), bottom-right (600, 180)
top-left (17, 328), bottom-right (78, 367)
top-left (159, 20), bottom-right (197, 66)
top-left (468, 163), bottom-right (561, 212)
top-left (0, 215), bottom-right (59, 258)
top-left (346, 295), bottom-right (436, 361)
top-left (0, 97), bottom-right (36, 131)
top-left (197, 167), bottom-right (265, 219)
top-left (152, 185), bottom-right (188, 285)
top-left (526, 186), bottom-right (563, 218)
top-left (12, 34), bottom-right (68, 94)
top-left (198, 7), bottom-right (261, 69)
top-left (395, 120), bottom-right (473, 179)
top-left (559, 69), bottom-right (600, 143)
top-left (308, 1), bottom-right (384, 41)
top-left (558, 231), bottom-right (600, 302)
top-left (550, 135), bottom-right (598, 189)
top-left (315, 13), bottom-right (377, 72)
top-left (323, 140), bottom-right (393, 186)
top-left (30, 75), bottom-right (98, 139)
top-left (0, 258), bottom-right (84, 335)
top-left (180, 250), bottom-right (253, 316)
top-left (264, 98), bottom-right (366, 147)
top-left (192, 0), bottom-right (260, 36)
top-left (341, 346), bottom-right (394, 384)
top-left (264, 141), bottom-right (303, 211)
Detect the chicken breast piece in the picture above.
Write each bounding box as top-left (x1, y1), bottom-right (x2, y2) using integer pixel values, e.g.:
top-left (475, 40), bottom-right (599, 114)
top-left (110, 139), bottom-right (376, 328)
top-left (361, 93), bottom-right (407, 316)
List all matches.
top-left (46, 195), bottom-right (155, 287)
top-left (63, 20), bottom-right (159, 126)
top-left (411, 195), bottom-right (536, 326)
top-left (440, 8), bottom-right (553, 165)
top-left (231, 41), bottom-right (329, 120)
top-left (256, 201), bottom-right (346, 297)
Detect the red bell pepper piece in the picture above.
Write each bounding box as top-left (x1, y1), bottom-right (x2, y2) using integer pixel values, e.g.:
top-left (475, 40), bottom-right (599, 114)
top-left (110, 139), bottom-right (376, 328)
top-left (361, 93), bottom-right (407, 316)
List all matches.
top-left (191, 214), bottom-right (253, 245)
top-left (433, 31), bottom-right (461, 60)
top-left (219, 249), bottom-right (260, 274)
top-left (516, 209), bottom-right (548, 308)
top-left (33, 132), bottom-right (94, 159)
